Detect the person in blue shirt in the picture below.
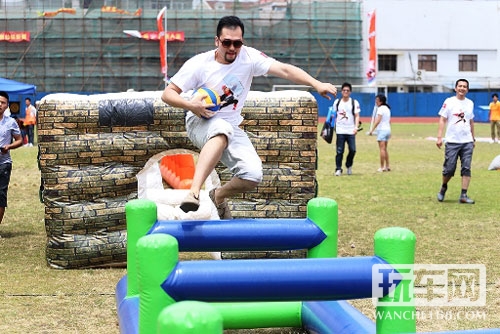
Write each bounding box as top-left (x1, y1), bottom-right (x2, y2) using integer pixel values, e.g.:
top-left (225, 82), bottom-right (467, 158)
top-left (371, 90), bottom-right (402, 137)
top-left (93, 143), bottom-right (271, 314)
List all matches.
top-left (0, 91), bottom-right (23, 229)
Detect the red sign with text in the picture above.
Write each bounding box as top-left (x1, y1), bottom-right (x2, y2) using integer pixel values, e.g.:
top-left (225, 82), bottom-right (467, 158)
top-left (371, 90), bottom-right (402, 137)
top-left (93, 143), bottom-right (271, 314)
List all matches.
top-left (0, 31), bottom-right (30, 42)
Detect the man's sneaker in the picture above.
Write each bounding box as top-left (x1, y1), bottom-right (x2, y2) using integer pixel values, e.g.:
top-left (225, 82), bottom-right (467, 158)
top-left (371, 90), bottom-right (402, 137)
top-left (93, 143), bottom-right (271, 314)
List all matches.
top-left (209, 188), bottom-right (232, 219)
top-left (335, 170), bottom-right (342, 176)
top-left (180, 192), bottom-right (200, 212)
top-left (347, 167), bottom-right (352, 175)
top-left (437, 191), bottom-right (446, 202)
top-left (459, 195), bottom-right (475, 204)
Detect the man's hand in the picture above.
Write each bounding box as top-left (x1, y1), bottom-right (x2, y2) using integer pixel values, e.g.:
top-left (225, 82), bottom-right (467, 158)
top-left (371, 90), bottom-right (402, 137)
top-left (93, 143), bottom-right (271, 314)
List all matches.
top-left (190, 93), bottom-right (217, 119)
top-left (315, 82), bottom-right (337, 100)
top-left (1, 146), bottom-right (8, 154)
top-left (436, 138), bottom-right (443, 149)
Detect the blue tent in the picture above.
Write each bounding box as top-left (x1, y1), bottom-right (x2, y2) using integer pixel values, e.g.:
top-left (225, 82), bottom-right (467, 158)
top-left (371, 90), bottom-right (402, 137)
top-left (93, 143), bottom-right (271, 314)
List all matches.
top-left (0, 77), bottom-right (36, 95)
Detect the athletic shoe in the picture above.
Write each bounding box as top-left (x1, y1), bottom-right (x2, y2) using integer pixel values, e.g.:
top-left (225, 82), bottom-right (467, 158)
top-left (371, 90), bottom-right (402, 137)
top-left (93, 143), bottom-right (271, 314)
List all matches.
top-left (209, 188), bottom-right (232, 219)
top-left (437, 187), bottom-right (447, 202)
top-left (180, 192), bottom-right (200, 212)
top-left (377, 168), bottom-right (386, 172)
top-left (459, 196), bottom-right (475, 204)
top-left (347, 167), bottom-right (352, 175)
top-left (335, 170), bottom-right (342, 176)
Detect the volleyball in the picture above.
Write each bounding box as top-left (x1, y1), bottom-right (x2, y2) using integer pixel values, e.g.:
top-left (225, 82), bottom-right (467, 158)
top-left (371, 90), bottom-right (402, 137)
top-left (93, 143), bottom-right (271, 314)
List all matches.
top-left (193, 87), bottom-right (221, 112)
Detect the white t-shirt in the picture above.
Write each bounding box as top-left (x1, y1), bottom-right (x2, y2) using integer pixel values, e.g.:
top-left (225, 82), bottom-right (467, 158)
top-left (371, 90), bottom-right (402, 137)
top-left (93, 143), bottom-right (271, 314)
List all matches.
top-left (169, 46), bottom-right (275, 126)
top-left (438, 96), bottom-right (474, 143)
top-left (376, 105), bottom-right (391, 131)
top-left (333, 98), bottom-right (360, 134)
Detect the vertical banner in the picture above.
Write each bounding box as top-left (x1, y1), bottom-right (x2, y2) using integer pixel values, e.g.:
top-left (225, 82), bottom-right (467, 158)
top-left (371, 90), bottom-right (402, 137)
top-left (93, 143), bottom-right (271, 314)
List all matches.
top-left (366, 10), bottom-right (376, 86)
top-left (157, 7), bottom-right (168, 82)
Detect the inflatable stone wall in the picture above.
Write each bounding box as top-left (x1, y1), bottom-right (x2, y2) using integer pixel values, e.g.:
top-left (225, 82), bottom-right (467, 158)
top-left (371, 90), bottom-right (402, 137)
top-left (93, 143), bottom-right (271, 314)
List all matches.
top-left (37, 90), bottom-right (318, 269)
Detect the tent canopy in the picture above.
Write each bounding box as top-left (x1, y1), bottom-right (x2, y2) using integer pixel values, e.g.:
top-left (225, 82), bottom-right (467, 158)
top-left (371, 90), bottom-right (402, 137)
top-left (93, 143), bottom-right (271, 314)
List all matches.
top-left (0, 77), bottom-right (36, 95)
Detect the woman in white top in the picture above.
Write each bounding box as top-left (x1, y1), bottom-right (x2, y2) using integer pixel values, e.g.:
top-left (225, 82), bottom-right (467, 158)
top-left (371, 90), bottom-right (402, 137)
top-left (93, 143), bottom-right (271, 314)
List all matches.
top-left (369, 94), bottom-right (391, 172)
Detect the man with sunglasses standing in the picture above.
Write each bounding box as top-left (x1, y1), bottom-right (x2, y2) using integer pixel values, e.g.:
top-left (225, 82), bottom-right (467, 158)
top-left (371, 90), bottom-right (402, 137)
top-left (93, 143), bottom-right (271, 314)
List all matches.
top-left (162, 15), bottom-right (337, 219)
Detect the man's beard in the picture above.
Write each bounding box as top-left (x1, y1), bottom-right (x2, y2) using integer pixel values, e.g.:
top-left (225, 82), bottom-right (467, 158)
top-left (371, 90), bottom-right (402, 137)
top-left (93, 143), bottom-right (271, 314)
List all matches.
top-left (224, 53), bottom-right (236, 64)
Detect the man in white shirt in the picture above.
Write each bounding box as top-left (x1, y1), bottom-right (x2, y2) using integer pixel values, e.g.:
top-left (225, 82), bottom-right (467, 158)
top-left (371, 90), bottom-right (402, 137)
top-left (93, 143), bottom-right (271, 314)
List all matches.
top-left (162, 16), bottom-right (338, 218)
top-left (436, 78), bottom-right (475, 204)
top-left (332, 82), bottom-right (360, 176)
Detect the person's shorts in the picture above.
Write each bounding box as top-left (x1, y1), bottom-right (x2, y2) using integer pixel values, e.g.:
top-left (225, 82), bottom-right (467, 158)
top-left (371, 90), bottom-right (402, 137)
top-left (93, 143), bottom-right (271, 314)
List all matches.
top-left (186, 115), bottom-right (263, 183)
top-left (0, 163), bottom-right (12, 207)
top-left (443, 142), bottom-right (474, 177)
top-left (377, 130), bottom-right (391, 142)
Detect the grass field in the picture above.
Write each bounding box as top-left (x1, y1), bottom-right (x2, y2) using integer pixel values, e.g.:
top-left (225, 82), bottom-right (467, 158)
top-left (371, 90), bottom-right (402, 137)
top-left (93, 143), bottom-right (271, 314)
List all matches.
top-left (0, 121), bottom-right (499, 333)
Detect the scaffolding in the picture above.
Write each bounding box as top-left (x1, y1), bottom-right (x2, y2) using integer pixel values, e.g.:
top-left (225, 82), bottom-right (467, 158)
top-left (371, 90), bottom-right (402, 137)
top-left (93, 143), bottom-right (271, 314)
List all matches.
top-left (0, 0), bottom-right (363, 93)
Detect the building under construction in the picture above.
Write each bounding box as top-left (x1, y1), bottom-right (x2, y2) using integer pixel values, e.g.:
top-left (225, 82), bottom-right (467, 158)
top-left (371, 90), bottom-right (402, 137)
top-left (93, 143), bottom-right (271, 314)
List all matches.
top-left (0, 0), bottom-right (362, 93)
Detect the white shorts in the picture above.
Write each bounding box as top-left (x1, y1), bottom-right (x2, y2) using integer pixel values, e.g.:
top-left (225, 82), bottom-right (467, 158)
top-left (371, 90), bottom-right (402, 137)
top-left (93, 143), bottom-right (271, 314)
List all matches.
top-left (186, 114), bottom-right (263, 183)
top-left (377, 129), bottom-right (391, 142)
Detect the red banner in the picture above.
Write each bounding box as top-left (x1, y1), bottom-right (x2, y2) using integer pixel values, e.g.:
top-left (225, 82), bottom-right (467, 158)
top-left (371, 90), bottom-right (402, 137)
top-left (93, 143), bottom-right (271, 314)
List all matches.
top-left (366, 10), bottom-right (376, 86)
top-left (157, 7), bottom-right (167, 75)
top-left (136, 31), bottom-right (184, 42)
top-left (101, 6), bottom-right (142, 16)
top-left (0, 31), bottom-right (30, 42)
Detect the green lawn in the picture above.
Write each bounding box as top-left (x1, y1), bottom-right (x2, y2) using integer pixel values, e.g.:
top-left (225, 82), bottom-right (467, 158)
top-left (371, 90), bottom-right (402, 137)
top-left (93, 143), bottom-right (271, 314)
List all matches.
top-left (317, 122), bottom-right (500, 332)
top-left (0, 122), bottom-right (498, 333)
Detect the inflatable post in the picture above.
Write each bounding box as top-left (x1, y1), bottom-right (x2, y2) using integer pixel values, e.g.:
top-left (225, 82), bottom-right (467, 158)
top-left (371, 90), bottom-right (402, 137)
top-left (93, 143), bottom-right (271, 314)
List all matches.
top-left (374, 227), bottom-right (417, 333)
top-left (136, 234), bottom-right (178, 333)
top-left (125, 199), bottom-right (158, 297)
top-left (306, 197), bottom-right (338, 258)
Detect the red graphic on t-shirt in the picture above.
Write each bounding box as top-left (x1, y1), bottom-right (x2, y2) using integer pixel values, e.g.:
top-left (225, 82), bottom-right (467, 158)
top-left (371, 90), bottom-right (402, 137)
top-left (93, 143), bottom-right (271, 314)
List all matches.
top-left (338, 110), bottom-right (348, 120)
top-left (453, 111), bottom-right (466, 124)
top-left (220, 85), bottom-right (238, 110)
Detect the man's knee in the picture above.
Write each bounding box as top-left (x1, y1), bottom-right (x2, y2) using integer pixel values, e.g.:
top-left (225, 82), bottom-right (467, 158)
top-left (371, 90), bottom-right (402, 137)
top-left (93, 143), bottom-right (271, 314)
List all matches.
top-left (240, 169), bottom-right (263, 184)
top-left (460, 165), bottom-right (472, 177)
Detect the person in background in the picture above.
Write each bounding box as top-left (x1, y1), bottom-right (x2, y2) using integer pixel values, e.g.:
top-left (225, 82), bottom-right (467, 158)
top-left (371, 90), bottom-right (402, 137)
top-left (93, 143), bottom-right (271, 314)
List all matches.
top-left (369, 94), bottom-right (391, 172)
top-left (11, 116), bottom-right (27, 145)
top-left (332, 82), bottom-right (361, 176)
top-left (488, 93), bottom-right (500, 144)
top-left (0, 91), bottom-right (23, 231)
top-left (162, 16), bottom-right (337, 219)
top-left (23, 97), bottom-right (37, 147)
top-left (436, 79), bottom-right (475, 204)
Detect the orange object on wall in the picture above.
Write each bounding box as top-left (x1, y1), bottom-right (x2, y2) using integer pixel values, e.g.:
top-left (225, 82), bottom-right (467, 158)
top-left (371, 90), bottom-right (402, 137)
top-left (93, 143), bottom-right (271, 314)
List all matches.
top-left (160, 154), bottom-right (195, 189)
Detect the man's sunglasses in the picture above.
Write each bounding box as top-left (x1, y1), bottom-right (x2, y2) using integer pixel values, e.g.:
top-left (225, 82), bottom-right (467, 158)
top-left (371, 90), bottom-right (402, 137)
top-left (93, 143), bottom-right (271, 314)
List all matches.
top-left (219, 39), bottom-right (243, 48)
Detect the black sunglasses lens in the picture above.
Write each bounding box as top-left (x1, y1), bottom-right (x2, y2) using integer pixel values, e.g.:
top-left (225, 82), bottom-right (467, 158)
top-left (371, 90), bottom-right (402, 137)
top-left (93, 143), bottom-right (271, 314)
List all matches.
top-left (221, 39), bottom-right (243, 48)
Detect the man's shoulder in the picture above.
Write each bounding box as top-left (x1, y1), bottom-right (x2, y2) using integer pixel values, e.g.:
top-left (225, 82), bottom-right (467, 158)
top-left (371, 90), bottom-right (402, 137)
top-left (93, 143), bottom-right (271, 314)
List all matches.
top-left (444, 96), bottom-right (456, 103)
top-left (443, 96), bottom-right (470, 106)
top-left (191, 50), bottom-right (215, 61)
top-left (2, 116), bottom-right (17, 126)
